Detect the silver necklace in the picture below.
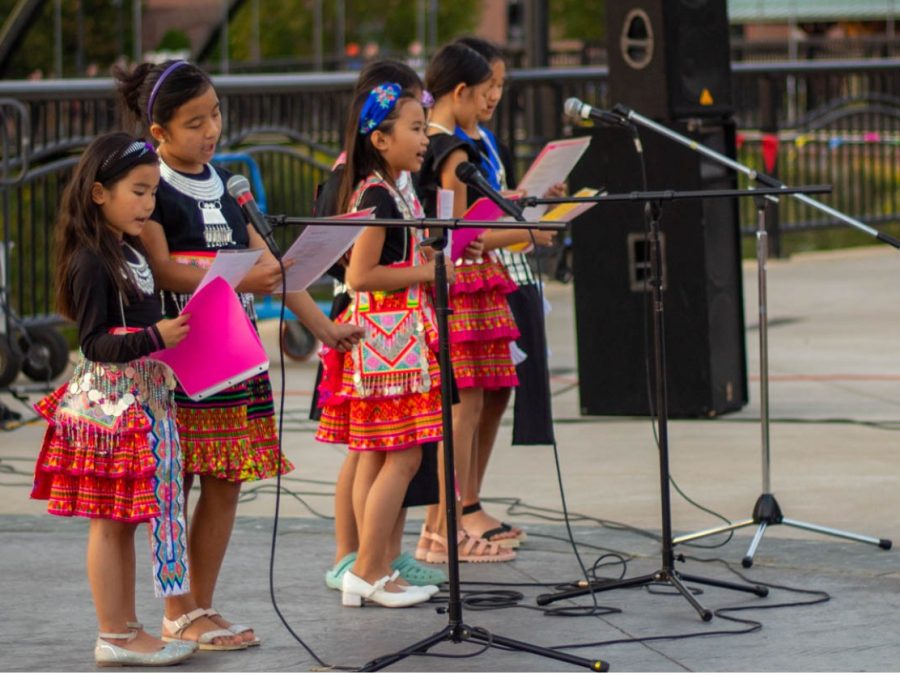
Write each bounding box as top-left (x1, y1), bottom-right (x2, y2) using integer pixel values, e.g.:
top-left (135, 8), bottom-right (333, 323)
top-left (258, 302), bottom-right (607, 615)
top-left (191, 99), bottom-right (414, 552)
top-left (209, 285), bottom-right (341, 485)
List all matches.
top-left (426, 121), bottom-right (454, 135)
top-left (159, 158), bottom-right (234, 247)
top-left (122, 242), bottom-right (155, 296)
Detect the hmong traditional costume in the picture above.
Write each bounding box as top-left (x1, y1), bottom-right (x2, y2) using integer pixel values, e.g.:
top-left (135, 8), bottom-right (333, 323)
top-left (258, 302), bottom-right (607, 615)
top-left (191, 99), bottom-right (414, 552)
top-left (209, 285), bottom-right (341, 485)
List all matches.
top-left (151, 159), bottom-right (292, 481)
top-left (459, 124), bottom-right (556, 444)
top-left (419, 132), bottom-right (520, 391)
top-left (316, 173), bottom-right (444, 452)
top-left (31, 243), bottom-right (189, 597)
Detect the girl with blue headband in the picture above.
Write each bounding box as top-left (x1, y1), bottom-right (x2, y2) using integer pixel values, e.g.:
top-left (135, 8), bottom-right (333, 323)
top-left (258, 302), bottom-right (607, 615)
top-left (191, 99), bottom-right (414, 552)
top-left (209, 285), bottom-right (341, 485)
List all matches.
top-left (115, 60), bottom-right (362, 647)
top-left (315, 82), bottom-right (443, 608)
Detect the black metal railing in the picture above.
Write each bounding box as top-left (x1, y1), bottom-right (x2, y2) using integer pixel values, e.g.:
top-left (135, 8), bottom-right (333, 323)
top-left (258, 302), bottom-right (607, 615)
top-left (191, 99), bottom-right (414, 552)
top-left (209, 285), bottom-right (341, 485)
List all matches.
top-left (2, 59), bottom-right (900, 319)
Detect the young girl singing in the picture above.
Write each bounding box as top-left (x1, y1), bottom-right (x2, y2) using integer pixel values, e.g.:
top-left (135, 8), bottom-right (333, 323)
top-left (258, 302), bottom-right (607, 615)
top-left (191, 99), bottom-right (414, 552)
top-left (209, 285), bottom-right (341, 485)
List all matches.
top-left (115, 60), bottom-right (361, 646)
top-left (416, 42), bottom-right (519, 563)
top-left (315, 60), bottom-right (447, 594)
top-left (31, 132), bottom-right (196, 667)
top-left (315, 82), bottom-right (443, 607)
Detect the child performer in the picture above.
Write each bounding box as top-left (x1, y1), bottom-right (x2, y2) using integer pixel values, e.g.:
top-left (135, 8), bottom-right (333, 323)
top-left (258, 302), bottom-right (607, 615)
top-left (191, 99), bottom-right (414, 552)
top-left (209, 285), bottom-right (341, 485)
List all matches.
top-left (31, 132), bottom-right (196, 666)
top-left (314, 60), bottom-right (447, 593)
top-left (115, 60), bottom-right (362, 645)
top-left (315, 82), bottom-right (442, 607)
top-left (452, 36), bottom-right (564, 545)
top-left (415, 43), bottom-right (519, 563)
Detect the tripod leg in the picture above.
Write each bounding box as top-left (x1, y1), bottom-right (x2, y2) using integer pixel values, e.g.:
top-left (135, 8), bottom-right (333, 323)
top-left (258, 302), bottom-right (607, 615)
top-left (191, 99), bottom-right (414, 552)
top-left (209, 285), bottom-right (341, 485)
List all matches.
top-left (666, 574), bottom-right (713, 622)
top-left (678, 572), bottom-right (768, 597)
top-left (673, 518), bottom-right (755, 545)
top-left (742, 522), bottom-right (768, 568)
top-left (358, 626), bottom-right (452, 672)
top-left (466, 626), bottom-right (609, 672)
top-left (781, 518), bottom-right (892, 549)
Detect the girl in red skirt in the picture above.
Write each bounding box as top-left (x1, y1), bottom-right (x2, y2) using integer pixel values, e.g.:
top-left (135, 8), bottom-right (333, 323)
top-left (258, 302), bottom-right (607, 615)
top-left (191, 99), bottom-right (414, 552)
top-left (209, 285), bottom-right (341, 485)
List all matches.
top-left (31, 132), bottom-right (195, 666)
top-left (316, 82), bottom-right (444, 607)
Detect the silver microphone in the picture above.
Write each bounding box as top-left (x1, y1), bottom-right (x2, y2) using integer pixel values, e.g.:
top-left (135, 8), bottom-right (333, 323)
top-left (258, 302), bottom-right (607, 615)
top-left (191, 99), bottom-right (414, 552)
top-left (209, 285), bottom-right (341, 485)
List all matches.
top-left (564, 97), bottom-right (628, 126)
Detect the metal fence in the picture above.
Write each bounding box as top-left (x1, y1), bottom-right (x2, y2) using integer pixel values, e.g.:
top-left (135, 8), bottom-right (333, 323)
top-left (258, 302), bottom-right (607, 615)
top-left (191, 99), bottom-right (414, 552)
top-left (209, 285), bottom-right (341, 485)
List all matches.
top-left (2, 59), bottom-right (900, 320)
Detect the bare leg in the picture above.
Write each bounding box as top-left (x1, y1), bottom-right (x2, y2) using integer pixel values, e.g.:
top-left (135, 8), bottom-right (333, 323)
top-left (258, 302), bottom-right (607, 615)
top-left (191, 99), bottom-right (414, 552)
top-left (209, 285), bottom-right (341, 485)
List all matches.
top-left (162, 474), bottom-right (244, 647)
top-left (333, 452), bottom-right (360, 563)
top-left (88, 520), bottom-right (165, 653)
top-left (462, 387), bottom-right (519, 538)
top-left (352, 450), bottom-right (381, 538)
top-left (352, 448), bottom-right (422, 591)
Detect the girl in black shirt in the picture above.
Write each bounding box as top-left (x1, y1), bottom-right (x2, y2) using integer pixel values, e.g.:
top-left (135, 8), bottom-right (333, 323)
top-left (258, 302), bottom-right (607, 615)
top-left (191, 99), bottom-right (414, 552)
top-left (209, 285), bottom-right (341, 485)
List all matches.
top-left (31, 132), bottom-right (194, 667)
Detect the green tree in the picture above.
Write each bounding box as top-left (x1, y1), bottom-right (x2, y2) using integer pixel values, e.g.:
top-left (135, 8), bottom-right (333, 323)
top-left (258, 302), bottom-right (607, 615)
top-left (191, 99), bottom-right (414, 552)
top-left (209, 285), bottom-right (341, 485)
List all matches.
top-left (550, 0), bottom-right (605, 43)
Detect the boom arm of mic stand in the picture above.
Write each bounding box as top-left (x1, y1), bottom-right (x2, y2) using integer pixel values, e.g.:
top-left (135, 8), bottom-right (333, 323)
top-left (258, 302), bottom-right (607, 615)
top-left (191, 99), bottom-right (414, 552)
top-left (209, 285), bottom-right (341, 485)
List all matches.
top-left (610, 104), bottom-right (900, 249)
top-left (265, 215), bottom-right (566, 231)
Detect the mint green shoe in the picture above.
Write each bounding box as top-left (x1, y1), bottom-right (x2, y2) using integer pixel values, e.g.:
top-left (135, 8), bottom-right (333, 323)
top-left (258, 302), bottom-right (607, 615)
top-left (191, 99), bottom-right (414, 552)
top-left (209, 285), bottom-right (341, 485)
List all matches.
top-left (325, 552), bottom-right (357, 591)
top-left (392, 551), bottom-right (448, 586)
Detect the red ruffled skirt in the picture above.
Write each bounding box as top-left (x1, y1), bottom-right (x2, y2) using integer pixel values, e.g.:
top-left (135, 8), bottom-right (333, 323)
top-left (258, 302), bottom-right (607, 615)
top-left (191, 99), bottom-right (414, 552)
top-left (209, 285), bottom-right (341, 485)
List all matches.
top-left (316, 290), bottom-right (443, 452)
top-left (448, 254), bottom-right (520, 390)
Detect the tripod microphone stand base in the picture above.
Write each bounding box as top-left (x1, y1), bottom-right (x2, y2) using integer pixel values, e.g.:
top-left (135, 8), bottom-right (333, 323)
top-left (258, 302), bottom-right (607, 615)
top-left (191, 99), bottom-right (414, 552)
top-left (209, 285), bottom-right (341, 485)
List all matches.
top-left (673, 493), bottom-right (892, 568)
top-left (360, 622), bottom-right (609, 672)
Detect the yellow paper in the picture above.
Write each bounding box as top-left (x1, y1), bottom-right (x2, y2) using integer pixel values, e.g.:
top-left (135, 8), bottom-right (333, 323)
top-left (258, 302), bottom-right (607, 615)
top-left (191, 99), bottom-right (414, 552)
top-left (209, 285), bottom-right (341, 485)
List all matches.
top-left (505, 188), bottom-right (600, 253)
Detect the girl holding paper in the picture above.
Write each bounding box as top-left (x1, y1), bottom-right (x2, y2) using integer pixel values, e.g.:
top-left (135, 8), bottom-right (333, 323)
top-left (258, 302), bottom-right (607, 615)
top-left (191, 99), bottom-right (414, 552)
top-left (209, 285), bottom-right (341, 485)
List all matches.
top-left (315, 81), bottom-right (442, 607)
top-left (450, 36), bottom-right (565, 546)
top-left (31, 132), bottom-right (197, 666)
top-left (415, 43), bottom-right (520, 563)
top-left (115, 60), bottom-right (362, 646)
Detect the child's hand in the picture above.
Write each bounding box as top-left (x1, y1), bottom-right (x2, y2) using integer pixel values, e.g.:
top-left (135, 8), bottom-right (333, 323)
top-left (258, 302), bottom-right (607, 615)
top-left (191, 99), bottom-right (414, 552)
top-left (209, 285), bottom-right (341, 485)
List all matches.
top-left (462, 235), bottom-right (485, 260)
top-left (530, 228), bottom-right (557, 247)
top-left (543, 182), bottom-right (567, 198)
top-left (156, 314), bottom-right (191, 348)
top-left (327, 322), bottom-right (364, 352)
top-left (422, 259), bottom-right (456, 285)
top-left (238, 259), bottom-right (295, 294)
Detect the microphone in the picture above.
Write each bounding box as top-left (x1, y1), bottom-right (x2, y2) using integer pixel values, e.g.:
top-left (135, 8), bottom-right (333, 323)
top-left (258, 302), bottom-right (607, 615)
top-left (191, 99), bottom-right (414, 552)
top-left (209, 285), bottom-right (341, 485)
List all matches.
top-left (226, 174), bottom-right (280, 258)
top-left (564, 97), bottom-right (629, 127)
top-left (454, 161), bottom-right (525, 222)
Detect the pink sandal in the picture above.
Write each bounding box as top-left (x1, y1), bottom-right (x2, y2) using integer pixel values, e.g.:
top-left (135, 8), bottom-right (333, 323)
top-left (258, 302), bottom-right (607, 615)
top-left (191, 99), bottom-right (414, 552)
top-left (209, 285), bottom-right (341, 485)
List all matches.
top-left (425, 529), bottom-right (516, 564)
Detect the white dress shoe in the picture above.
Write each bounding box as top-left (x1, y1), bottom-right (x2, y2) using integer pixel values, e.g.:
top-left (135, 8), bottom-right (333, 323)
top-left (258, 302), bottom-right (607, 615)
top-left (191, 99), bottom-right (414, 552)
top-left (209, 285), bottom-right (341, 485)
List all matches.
top-left (94, 630), bottom-right (194, 667)
top-left (342, 570), bottom-right (431, 608)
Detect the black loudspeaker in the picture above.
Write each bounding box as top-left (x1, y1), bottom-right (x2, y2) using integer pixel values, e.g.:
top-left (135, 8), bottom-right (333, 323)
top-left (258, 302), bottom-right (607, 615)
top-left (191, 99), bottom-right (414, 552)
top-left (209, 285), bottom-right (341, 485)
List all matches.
top-left (570, 122), bottom-right (747, 417)
top-left (606, 0), bottom-right (733, 120)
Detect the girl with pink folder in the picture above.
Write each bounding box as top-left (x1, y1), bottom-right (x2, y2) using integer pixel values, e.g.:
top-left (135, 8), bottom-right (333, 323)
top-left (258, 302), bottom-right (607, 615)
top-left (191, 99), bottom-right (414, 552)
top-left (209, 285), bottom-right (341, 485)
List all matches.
top-left (114, 61), bottom-right (361, 648)
top-left (31, 133), bottom-right (195, 666)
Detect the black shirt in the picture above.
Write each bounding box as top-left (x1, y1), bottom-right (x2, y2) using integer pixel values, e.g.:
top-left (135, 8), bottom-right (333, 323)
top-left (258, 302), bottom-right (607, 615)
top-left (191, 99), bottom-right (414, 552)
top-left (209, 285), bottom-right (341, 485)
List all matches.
top-left (417, 133), bottom-right (481, 217)
top-left (150, 165), bottom-right (249, 252)
top-left (357, 185), bottom-right (409, 266)
top-left (70, 244), bottom-right (163, 363)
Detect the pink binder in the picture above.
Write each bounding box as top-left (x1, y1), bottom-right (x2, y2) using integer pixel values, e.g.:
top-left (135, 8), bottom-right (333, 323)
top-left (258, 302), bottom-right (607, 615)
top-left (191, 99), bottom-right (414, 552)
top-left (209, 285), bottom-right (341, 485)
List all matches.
top-left (450, 197), bottom-right (512, 261)
top-left (151, 276), bottom-right (269, 400)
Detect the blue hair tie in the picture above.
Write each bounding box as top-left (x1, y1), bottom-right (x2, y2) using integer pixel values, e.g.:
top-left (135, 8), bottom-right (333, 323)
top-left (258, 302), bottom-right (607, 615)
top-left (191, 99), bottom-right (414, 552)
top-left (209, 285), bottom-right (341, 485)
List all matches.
top-left (147, 60), bottom-right (188, 124)
top-left (359, 82), bottom-right (402, 135)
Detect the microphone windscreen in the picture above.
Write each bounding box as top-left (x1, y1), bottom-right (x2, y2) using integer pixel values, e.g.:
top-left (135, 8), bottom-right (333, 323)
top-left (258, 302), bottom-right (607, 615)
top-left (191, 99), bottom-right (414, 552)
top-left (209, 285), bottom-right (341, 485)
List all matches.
top-left (226, 174), bottom-right (251, 199)
top-left (563, 97), bottom-right (583, 119)
top-left (455, 161), bottom-right (480, 183)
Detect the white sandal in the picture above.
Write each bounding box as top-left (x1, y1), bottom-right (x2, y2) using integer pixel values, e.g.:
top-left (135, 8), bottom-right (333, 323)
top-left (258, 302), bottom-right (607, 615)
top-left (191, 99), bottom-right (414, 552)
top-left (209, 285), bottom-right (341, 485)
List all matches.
top-left (162, 608), bottom-right (246, 651)
top-left (95, 629), bottom-right (194, 667)
top-left (205, 607), bottom-right (261, 647)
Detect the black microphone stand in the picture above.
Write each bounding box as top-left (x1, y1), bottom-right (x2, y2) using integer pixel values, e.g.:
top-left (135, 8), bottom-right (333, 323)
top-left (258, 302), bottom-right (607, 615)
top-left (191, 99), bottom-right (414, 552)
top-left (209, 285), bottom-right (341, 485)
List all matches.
top-left (611, 104), bottom-right (894, 568)
top-left (266, 213), bottom-right (609, 672)
top-left (517, 186), bottom-right (830, 620)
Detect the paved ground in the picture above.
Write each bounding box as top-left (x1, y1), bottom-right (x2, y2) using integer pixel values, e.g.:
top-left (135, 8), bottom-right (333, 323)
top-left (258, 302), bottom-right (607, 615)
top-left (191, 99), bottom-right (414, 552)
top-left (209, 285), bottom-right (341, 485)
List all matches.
top-left (2, 246), bottom-right (900, 671)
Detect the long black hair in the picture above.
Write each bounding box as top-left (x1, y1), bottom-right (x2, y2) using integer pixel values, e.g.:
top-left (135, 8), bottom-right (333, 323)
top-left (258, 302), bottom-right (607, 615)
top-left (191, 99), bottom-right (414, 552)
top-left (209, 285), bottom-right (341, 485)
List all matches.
top-left (55, 132), bottom-right (159, 320)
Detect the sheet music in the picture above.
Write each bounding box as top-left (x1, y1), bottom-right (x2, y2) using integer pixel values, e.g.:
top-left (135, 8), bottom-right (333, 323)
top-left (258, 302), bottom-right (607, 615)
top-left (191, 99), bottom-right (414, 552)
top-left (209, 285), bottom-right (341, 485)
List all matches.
top-left (516, 136), bottom-right (593, 221)
top-left (278, 208), bottom-right (375, 293)
top-left (195, 248), bottom-right (264, 293)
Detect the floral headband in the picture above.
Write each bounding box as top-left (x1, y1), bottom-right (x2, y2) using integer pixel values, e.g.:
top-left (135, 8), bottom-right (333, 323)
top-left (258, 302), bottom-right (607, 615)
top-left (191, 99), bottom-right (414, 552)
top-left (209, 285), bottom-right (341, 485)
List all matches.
top-left (359, 82), bottom-right (402, 135)
top-left (97, 140), bottom-right (156, 183)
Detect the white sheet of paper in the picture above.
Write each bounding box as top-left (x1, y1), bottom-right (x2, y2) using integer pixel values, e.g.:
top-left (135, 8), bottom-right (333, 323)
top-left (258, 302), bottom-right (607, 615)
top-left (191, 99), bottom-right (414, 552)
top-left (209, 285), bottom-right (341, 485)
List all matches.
top-left (278, 208), bottom-right (375, 293)
top-left (437, 188), bottom-right (454, 259)
top-left (196, 248), bottom-right (264, 293)
top-left (516, 137), bottom-right (593, 222)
